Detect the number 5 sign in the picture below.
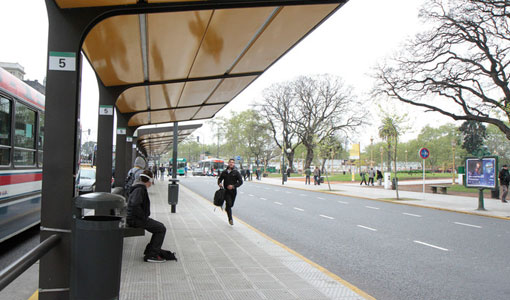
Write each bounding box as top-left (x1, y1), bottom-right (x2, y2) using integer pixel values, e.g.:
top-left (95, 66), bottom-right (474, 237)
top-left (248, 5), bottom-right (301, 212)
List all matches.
top-left (49, 52), bottom-right (76, 71)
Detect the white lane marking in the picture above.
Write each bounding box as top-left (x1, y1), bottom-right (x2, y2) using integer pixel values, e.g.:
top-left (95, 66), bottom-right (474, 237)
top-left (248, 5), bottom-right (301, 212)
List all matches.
top-left (264, 188), bottom-right (270, 190)
top-left (414, 240), bottom-right (449, 251)
top-left (260, 198), bottom-right (267, 201)
top-left (274, 202), bottom-right (283, 205)
top-left (357, 225), bottom-right (377, 231)
top-left (317, 197), bottom-right (325, 200)
top-left (365, 206), bottom-right (380, 210)
top-left (240, 192), bottom-right (245, 194)
top-left (337, 201), bottom-right (349, 204)
top-left (294, 207), bottom-right (304, 211)
top-left (454, 222), bottom-right (482, 229)
top-left (320, 214), bottom-right (335, 220)
top-left (285, 191), bottom-right (292, 194)
top-left (248, 194), bottom-right (254, 197)
top-left (299, 194), bottom-right (306, 196)
top-left (403, 213), bottom-right (422, 217)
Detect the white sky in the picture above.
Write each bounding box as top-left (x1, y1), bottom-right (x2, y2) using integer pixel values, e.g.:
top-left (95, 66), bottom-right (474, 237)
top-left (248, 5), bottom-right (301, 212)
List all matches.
top-left (0, 0), bottom-right (454, 151)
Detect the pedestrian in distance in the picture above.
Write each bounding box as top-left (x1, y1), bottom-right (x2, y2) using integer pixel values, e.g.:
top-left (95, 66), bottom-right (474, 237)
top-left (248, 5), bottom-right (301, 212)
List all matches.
top-left (360, 170), bottom-right (368, 186)
top-left (498, 164), bottom-right (510, 203)
top-left (159, 164), bottom-right (165, 180)
top-left (241, 168), bottom-right (246, 181)
top-left (368, 168), bottom-right (375, 186)
top-left (126, 170), bottom-right (177, 263)
top-left (287, 167), bottom-right (291, 178)
top-left (376, 170), bottom-right (383, 186)
top-left (305, 168), bottom-right (311, 185)
top-left (313, 167), bottom-right (320, 185)
top-left (218, 159), bottom-right (243, 225)
top-left (246, 168), bottom-right (251, 181)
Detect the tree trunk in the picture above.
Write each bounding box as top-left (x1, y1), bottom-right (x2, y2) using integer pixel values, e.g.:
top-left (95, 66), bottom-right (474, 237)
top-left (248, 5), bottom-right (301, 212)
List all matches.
top-left (304, 146), bottom-right (314, 170)
top-left (387, 143), bottom-right (392, 172)
top-left (321, 158), bottom-right (327, 173)
top-left (286, 151), bottom-right (295, 172)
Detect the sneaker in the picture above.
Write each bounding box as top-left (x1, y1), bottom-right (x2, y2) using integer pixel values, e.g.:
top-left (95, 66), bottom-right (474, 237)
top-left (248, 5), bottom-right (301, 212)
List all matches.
top-left (502, 200), bottom-right (508, 203)
top-left (144, 255), bottom-right (166, 263)
top-left (229, 219), bottom-right (234, 226)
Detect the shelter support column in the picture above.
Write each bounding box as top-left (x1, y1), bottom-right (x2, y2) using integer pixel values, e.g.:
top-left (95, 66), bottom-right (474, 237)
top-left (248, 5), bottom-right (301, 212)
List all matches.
top-left (125, 127), bottom-right (136, 177)
top-left (114, 111), bottom-right (128, 188)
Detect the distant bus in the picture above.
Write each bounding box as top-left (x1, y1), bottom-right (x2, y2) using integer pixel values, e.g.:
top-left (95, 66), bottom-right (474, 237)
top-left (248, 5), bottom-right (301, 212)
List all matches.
top-left (0, 67), bottom-right (45, 242)
top-left (193, 158), bottom-right (225, 176)
top-left (169, 157), bottom-right (187, 176)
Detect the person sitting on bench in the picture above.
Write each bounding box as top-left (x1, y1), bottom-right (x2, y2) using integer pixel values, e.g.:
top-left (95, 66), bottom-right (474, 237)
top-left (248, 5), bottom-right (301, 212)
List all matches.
top-left (127, 170), bottom-right (177, 263)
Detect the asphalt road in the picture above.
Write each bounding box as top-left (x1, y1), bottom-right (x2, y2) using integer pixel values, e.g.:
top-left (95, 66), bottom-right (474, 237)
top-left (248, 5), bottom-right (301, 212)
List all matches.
top-left (0, 226), bottom-right (40, 270)
top-left (180, 176), bottom-right (510, 300)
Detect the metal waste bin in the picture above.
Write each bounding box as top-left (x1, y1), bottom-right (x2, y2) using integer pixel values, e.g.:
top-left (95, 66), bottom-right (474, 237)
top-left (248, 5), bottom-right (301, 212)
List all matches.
top-left (391, 177), bottom-right (399, 190)
top-left (283, 174), bottom-right (288, 182)
top-left (168, 179), bottom-right (179, 213)
top-left (491, 189), bottom-right (500, 199)
top-left (71, 192), bottom-right (125, 300)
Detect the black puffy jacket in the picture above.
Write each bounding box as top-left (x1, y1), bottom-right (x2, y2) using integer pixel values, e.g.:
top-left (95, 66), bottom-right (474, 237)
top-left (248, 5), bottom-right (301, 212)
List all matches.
top-left (218, 168), bottom-right (243, 193)
top-left (499, 168), bottom-right (510, 186)
top-left (127, 183), bottom-right (150, 223)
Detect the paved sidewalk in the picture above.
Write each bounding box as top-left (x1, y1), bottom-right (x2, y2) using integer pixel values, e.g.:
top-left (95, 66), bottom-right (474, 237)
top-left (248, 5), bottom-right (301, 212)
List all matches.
top-left (252, 176), bottom-right (510, 219)
top-left (120, 182), bottom-right (372, 300)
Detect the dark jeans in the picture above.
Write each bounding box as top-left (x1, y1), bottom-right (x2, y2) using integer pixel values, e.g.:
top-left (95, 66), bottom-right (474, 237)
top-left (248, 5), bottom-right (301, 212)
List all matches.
top-left (368, 177), bottom-right (374, 185)
top-left (360, 178), bottom-right (367, 185)
top-left (501, 185), bottom-right (509, 201)
top-left (305, 175), bottom-right (310, 184)
top-left (225, 189), bottom-right (237, 221)
top-left (128, 217), bottom-right (166, 257)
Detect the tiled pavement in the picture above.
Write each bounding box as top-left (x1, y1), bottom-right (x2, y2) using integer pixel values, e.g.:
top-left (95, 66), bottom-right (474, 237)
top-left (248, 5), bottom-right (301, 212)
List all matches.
top-left (119, 182), bottom-right (371, 300)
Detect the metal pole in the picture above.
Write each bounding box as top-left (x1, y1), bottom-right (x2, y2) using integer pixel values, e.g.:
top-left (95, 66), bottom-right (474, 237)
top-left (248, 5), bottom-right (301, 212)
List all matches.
top-left (423, 159), bottom-right (425, 193)
top-left (172, 122), bottom-right (178, 179)
top-left (478, 188), bottom-right (486, 210)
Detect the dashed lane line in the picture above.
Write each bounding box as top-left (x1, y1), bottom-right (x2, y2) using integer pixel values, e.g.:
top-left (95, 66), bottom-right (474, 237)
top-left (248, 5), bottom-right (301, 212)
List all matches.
top-left (260, 197), bottom-right (267, 201)
top-left (414, 240), bottom-right (449, 251)
top-left (357, 225), bottom-right (377, 231)
top-left (337, 201), bottom-right (349, 204)
top-left (248, 194), bottom-right (254, 197)
top-left (294, 207), bottom-right (305, 211)
top-left (403, 213), bottom-right (422, 217)
top-left (317, 197), bottom-right (325, 200)
top-left (299, 194), bottom-right (307, 196)
top-left (274, 202), bottom-right (283, 205)
top-left (454, 222), bottom-right (482, 228)
top-left (320, 214), bottom-right (335, 220)
top-left (365, 206), bottom-right (380, 210)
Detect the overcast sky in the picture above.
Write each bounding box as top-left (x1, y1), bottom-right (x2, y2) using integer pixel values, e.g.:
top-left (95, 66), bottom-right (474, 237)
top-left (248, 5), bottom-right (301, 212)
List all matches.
top-left (0, 0), bottom-right (454, 151)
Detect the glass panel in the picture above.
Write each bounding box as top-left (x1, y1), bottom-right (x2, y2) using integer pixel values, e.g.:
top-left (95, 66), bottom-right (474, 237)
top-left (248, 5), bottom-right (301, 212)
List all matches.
top-left (38, 151), bottom-right (43, 167)
top-left (15, 102), bottom-right (36, 149)
top-left (39, 113), bottom-right (44, 149)
top-left (0, 148), bottom-right (10, 166)
top-left (14, 149), bottom-right (35, 166)
top-left (0, 97), bottom-right (11, 146)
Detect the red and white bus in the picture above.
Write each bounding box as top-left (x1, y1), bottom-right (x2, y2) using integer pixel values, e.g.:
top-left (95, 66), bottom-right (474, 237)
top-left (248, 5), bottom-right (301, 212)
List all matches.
top-left (0, 67), bottom-right (45, 242)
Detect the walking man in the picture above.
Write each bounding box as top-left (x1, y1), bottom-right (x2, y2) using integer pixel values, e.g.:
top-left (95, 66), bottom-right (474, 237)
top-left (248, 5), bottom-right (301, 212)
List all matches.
top-left (218, 159), bottom-right (243, 225)
top-left (368, 168), bottom-right (375, 186)
top-left (498, 165), bottom-right (510, 203)
top-left (360, 170), bottom-right (368, 186)
top-left (313, 167), bottom-right (320, 185)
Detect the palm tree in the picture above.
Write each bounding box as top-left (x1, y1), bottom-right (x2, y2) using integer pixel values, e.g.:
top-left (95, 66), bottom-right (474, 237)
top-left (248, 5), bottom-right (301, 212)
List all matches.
top-left (379, 117), bottom-right (401, 199)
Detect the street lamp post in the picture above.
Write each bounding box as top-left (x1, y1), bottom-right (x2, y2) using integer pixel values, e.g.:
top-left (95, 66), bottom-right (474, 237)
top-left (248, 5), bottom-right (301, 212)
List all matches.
top-left (405, 149), bottom-right (408, 171)
top-left (380, 146), bottom-right (384, 171)
top-left (452, 140), bottom-right (456, 185)
top-left (370, 137), bottom-right (374, 168)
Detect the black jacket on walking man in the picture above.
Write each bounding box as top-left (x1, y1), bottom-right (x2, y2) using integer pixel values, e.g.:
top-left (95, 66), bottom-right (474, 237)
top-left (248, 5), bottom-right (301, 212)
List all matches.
top-left (127, 170), bottom-right (176, 262)
top-left (218, 159), bottom-right (243, 225)
top-left (498, 165), bottom-right (510, 203)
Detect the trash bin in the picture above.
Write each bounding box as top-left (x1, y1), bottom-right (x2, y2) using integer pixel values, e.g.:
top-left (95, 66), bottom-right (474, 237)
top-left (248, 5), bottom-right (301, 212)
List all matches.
top-left (384, 172), bottom-right (391, 190)
top-left (168, 179), bottom-right (179, 213)
top-left (283, 174), bottom-right (288, 182)
top-left (491, 189), bottom-right (500, 199)
top-left (71, 192), bottom-right (125, 300)
top-left (391, 177), bottom-right (398, 190)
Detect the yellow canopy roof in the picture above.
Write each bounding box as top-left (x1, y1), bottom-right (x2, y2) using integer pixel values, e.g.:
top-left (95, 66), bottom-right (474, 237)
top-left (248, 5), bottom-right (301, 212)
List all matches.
top-left (73, 1), bottom-right (345, 126)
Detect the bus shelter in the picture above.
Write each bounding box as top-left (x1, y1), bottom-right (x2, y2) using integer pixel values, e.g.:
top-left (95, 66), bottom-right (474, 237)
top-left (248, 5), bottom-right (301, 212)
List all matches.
top-left (40, 0), bottom-right (347, 299)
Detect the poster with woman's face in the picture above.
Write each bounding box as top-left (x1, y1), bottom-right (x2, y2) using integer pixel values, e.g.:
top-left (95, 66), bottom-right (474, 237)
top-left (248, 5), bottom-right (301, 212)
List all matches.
top-left (465, 158), bottom-right (496, 188)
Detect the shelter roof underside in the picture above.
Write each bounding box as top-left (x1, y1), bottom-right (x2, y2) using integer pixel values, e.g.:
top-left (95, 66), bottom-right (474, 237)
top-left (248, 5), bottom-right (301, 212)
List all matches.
top-left (73, 1), bottom-right (344, 126)
top-left (137, 124), bottom-right (201, 156)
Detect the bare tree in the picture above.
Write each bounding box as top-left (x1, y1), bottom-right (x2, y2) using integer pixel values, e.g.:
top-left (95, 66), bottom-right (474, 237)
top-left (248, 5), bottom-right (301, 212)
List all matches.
top-left (374, 0), bottom-right (510, 139)
top-left (259, 83), bottom-right (301, 171)
top-left (291, 75), bottom-right (365, 169)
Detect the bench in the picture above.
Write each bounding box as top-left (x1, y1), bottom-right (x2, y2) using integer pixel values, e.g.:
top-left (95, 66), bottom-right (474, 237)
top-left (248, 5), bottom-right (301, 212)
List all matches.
top-left (110, 187), bottom-right (145, 238)
top-left (430, 185), bottom-right (448, 194)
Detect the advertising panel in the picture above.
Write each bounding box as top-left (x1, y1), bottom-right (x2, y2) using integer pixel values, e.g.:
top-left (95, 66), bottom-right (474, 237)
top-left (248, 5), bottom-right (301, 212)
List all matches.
top-left (465, 157), bottom-right (497, 189)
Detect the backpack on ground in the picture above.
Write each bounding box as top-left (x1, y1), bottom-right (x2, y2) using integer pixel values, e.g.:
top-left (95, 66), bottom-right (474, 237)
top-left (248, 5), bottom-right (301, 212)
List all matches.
top-left (213, 188), bottom-right (225, 209)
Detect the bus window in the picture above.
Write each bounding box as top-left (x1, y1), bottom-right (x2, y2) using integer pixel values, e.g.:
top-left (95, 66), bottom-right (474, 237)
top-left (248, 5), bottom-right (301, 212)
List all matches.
top-left (14, 102), bottom-right (36, 166)
top-left (0, 97), bottom-right (11, 165)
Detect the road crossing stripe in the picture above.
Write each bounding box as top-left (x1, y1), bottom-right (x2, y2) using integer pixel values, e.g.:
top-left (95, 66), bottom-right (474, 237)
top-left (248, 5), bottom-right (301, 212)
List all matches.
top-left (414, 240), bottom-right (449, 251)
top-left (403, 213), bottom-right (421, 217)
top-left (294, 207), bottom-right (304, 211)
top-left (454, 222), bottom-right (482, 228)
top-left (365, 206), bottom-right (380, 210)
top-left (357, 225), bottom-right (377, 231)
top-left (274, 202), bottom-right (283, 205)
top-left (320, 214), bottom-right (334, 219)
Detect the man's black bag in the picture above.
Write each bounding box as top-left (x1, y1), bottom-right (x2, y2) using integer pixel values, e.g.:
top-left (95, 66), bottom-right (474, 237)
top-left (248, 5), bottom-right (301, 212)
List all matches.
top-left (214, 188), bottom-right (225, 208)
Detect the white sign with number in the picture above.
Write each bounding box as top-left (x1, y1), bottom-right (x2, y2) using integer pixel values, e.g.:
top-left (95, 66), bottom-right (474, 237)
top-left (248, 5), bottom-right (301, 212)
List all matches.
top-left (126, 137), bottom-right (133, 142)
top-left (117, 128), bottom-right (126, 135)
top-left (99, 105), bottom-right (113, 116)
top-left (49, 52), bottom-right (76, 71)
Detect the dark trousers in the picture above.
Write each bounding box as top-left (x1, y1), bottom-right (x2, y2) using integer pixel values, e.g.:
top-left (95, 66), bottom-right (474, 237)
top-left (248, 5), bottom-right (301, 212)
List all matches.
top-left (225, 190), bottom-right (237, 221)
top-left (128, 217), bottom-right (166, 257)
top-left (305, 176), bottom-right (310, 184)
top-left (360, 178), bottom-right (367, 185)
top-left (368, 177), bottom-right (374, 185)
